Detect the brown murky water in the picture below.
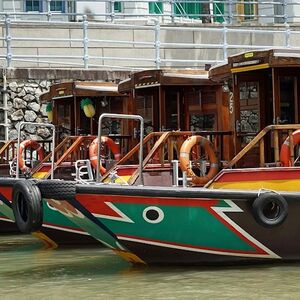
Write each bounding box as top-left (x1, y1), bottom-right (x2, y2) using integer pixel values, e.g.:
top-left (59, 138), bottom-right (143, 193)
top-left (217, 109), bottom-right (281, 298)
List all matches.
top-left (0, 234), bottom-right (300, 299)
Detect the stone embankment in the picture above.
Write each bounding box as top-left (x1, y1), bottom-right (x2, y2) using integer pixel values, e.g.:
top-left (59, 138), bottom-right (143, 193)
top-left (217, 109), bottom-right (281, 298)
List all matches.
top-left (7, 80), bottom-right (53, 141)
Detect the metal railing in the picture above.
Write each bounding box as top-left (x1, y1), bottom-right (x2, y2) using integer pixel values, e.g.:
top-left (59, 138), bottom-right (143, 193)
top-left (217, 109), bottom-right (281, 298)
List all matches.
top-left (1, 13), bottom-right (300, 70)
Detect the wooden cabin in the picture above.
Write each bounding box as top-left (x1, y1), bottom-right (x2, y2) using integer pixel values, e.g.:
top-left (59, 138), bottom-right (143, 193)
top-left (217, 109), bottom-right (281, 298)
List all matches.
top-left (40, 81), bottom-right (131, 139)
top-left (118, 69), bottom-right (232, 161)
top-left (0, 81), bottom-right (133, 179)
top-left (209, 49), bottom-right (300, 167)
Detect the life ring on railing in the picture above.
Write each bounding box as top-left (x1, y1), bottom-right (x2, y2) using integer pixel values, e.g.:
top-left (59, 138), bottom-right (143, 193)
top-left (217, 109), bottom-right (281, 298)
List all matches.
top-left (89, 136), bottom-right (121, 175)
top-left (19, 140), bottom-right (45, 174)
top-left (279, 129), bottom-right (300, 167)
top-left (179, 135), bottom-right (218, 186)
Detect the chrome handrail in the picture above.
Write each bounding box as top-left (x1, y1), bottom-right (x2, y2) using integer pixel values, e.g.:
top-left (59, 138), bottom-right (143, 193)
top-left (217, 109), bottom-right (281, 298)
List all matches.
top-left (97, 113), bottom-right (144, 185)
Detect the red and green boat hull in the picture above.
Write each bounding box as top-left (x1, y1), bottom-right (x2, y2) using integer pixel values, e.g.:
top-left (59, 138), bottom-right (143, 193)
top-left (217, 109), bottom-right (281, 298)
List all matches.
top-left (38, 171), bottom-right (300, 265)
top-left (0, 178), bottom-right (97, 246)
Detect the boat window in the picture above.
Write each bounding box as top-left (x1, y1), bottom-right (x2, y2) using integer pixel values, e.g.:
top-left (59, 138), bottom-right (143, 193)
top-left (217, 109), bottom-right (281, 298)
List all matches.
top-left (279, 76), bottom-right (296, 124)
top-left (136, 95), bottom-right (154, 134)
top-left (165, 92), bottom-right (179, 131)
top-left (57, 102), bottom-right (72, 136)
top-left (239, 82), bottom-right (259, 132)
top-left (238, 81), bottom-right (260, 144)
top-left (188, 87), bottom-right (217, 131)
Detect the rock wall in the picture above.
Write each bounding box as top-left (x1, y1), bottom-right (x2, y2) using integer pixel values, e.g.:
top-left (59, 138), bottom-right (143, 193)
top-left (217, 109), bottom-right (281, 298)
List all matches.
top-left (7, 79), bottom-right (54, 141)
top-left (0, 67), bottom-right (130, 142)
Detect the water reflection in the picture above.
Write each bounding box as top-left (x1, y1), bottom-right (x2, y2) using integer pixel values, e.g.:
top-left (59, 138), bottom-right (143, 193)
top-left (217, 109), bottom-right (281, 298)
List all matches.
top-left (0, 235), bottom-right (300, 299)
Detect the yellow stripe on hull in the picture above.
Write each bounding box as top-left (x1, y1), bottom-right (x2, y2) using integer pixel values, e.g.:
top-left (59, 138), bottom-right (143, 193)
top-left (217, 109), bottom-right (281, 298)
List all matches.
top-left (210, 179), bottom-right (300, 192)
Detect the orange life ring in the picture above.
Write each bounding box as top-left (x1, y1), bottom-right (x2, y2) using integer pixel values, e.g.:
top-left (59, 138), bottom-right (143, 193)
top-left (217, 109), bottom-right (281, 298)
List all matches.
top-left (18, 140), bottom-right (45, 174)
top-left (89, 136), bottom-right (121, 175)
top-left (280, 129), bottom-right (300, 167)
top-left (179, 135), bottom-right (218, 185)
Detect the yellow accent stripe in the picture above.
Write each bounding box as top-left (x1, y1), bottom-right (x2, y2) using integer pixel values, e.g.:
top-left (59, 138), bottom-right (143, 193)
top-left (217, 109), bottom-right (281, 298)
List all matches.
top-left (231, 63), bottom-right (270, 73)
top-left (104, 176), bottom-right (131, 184)
top-left (32, 172), bottom-right (48, 179)
top-left (114, 249), bottom-right (146, 265)
top-left (32, 231), bottom-right (58, 249)
top-left (210, 179), bottom-right (300, 192)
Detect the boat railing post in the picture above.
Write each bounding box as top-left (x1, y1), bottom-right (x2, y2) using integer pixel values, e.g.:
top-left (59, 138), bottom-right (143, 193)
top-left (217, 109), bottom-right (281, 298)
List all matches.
top-left (171, 159), bottom-right (179, 186)
top-left (16, 122), bottom-right (56, 180)
top-left (97, 113), bottom-right (144, 185)
top-left (182, 171), bottom-right (188, 188)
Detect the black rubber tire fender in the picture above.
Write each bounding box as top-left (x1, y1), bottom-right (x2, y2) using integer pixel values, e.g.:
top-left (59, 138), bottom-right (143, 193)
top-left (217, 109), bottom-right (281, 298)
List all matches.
top-left (252, 192), bottom-right (288, 227)
top-left (12, 180), bottom-right (43, 233)
top-left (38, 180), bottom-right (76, 201)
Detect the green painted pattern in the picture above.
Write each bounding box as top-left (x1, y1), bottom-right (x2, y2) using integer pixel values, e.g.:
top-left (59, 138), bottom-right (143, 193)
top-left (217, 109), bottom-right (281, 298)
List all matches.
top-left (0, 202), bottom-right (15, 221)
top-left (100, 201), bottom-right (256, 253)
top-left (42, 199), bottom-right (82, 229)
top-left (43, 199), bottom-right (122, 250)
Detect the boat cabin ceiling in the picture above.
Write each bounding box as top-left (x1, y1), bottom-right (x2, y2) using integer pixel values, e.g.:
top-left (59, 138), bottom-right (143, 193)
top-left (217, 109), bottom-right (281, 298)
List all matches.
top-left (209, 48), bottom-right (300, 166)
top-left (40, 81), bottom-right (130, 139)
top-left (118, 69), bottom-right (230, 135)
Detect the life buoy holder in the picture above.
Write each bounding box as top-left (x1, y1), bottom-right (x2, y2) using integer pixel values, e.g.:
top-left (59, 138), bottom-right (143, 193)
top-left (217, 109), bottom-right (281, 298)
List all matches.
top-left (179, 135), bottom-right (218, 185)
top-left (89, 136), bottom-right (121, 175)
top-left (280, 129), bottom-right (300, 167)
top-left (252, 192), bottom-right (288, 227)
top-left (18, 140), bottom-right (45, 174)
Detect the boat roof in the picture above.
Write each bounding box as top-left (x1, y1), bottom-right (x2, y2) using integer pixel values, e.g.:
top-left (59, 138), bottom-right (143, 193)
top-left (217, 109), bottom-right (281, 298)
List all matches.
top-left (40, 81), bottom-right (124, 102)
top-left (209, 48), bottom-right (300, 81)
top-left (118, 68), bottom-right (217, 93)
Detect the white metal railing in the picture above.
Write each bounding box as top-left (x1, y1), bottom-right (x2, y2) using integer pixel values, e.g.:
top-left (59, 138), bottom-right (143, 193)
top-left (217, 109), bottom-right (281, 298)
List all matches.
top-left (1, 13), bottom-right (300, 70)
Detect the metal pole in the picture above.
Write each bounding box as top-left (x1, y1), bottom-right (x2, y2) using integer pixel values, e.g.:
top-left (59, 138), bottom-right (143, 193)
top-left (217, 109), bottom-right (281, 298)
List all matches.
top-left (228, 0), bottom-right (233, 24)
top-left (222, 24), bottom-right (228, 61)
top-left (170, 0), bottom-right (175, 23)
top-left (285, 23), bottom-right (290, 48)
top-left (110, 0), bottom-right (115, 22)
top-left (82, 15), bottom-right (89, 69)
top-left (154, 19), bottom-right (161, 69)
top-left (97, 113), bottom-right (144, 185)
top-left (4, 15), bottom-right (12, 68)
top-left (283, 0), bottom-right (288, 24)
top-left (47, 0), bottom-right (52, 22)
top-left (2, 68), bottom-right (8, 142)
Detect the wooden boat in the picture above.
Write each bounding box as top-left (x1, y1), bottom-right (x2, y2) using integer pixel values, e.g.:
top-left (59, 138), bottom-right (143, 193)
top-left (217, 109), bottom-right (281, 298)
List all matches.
top-left (0, 73), bottom-right (226, 246)
top-left (29, 124), bottom-right (300, 265)
top-left (13, 49), bottom-right (300, 265)
top-left (0, 81), bottom-right (130, 246)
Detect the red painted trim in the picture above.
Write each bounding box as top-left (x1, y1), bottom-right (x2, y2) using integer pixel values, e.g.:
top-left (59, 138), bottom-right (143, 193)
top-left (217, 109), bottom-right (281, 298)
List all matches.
top-left (76, 194), bottom-right (219, 216)
top-left (0, 186), bottom-right (13, 201)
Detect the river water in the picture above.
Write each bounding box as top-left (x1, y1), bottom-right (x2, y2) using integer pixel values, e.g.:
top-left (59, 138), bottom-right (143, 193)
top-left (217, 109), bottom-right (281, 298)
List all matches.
top-left (1, 234), bottom-right (300, 300)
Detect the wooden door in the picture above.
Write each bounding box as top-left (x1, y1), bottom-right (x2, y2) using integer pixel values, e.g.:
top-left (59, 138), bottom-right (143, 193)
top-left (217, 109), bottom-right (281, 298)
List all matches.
top-left (54, 98), bottom-right (75, 141)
